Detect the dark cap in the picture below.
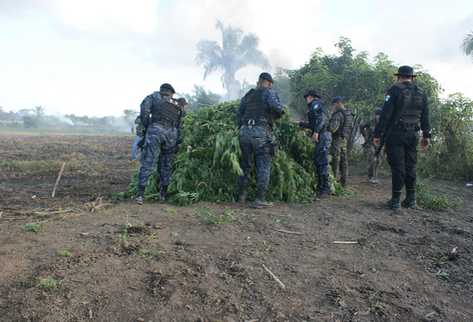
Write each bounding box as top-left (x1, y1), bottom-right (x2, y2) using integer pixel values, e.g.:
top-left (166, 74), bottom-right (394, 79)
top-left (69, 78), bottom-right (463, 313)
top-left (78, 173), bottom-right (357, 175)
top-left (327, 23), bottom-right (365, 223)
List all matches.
top-left (177, 97), bottom-right (188, 106)
top-left (159, 83), bottom-right (176, 94)
top-left (331, 96), bottom-right (344, 104)
top-left (303, 90), bottom-right (321, 99)
top-left (258, 72), bottom-right (273, 83)
top-left (394, 65), bottom-right (416, 77)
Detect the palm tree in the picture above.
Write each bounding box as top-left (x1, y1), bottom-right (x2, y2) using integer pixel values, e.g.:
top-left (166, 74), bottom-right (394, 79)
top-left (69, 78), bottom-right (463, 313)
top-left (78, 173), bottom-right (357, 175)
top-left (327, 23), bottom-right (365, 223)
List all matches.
top-left (196, 20), bottom-right (270, 100)
top-left (462, 32), bottom-right (473, 57)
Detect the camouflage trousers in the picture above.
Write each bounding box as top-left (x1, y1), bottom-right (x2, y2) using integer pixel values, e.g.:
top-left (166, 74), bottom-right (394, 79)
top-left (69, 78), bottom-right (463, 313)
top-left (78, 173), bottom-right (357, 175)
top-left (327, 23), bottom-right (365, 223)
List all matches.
top-left (238, 126), bottom-right (274, 196)
top-left (330, 136), bottom-right (348, 184)
top-left (364, 143), bottom-right (382, 180)
top-left (314, 132), bottom-right (332, 177)
top-left (138, 124), bottom-right (178, 192)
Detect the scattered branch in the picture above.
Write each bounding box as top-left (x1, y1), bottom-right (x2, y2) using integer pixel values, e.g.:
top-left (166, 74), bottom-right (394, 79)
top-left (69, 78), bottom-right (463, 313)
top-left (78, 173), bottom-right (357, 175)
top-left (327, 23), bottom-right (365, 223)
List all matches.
top-left (273, 229), bottom-right (303, 235)
top-left (262, 264), bottom-right (286, 290)
top-left (333, 241), bottom-right (358, 245)
top-left (51, 162), bottom-right (66, 198)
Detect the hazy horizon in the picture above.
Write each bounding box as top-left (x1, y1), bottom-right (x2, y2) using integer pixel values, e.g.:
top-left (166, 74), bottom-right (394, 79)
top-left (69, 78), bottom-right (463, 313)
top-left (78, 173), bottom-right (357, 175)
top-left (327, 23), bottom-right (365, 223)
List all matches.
top-left (1, 0), bottom-right (472, 117)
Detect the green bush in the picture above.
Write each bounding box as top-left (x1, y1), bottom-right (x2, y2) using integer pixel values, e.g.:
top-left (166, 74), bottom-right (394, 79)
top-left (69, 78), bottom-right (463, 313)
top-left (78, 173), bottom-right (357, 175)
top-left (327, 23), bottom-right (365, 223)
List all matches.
top-left (416, 182), bottom-right (460, 211)
top-left (126, 102), bottom-right (318, 204)
top-left (419, 94), bottom-right (473, 181)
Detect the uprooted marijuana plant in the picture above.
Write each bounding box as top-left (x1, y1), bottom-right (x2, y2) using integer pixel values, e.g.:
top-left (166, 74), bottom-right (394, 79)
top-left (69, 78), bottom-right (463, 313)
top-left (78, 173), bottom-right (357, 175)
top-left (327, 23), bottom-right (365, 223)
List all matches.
top-left (126, 102), bottom-right (318, 205)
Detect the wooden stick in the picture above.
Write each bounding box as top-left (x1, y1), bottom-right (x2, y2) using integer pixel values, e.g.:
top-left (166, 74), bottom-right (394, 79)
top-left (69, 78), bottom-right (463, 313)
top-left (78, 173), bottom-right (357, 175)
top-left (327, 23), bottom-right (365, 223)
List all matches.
top-left (262, 264), bottom-right (286, 289)
top-left (273, 229), bottom-right (303, 235)
top-left (51, 162), bottom-right (66, 198)
top-left (333, 241), bottom-right (358, 244)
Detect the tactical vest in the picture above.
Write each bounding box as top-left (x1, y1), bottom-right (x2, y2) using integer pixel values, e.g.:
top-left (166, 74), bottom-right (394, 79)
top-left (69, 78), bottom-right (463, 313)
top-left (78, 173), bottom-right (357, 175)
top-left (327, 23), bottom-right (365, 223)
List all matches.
top-left (241, 88), bottom-right (271, 127)
top-left (395, 83), bottom-right (424, 131)
top-left (332, 109), bottom-right (354, 138)
top-left (150, 96), bottom-right (181, 128)
top-left (342, 109), bottom-right (354, 138)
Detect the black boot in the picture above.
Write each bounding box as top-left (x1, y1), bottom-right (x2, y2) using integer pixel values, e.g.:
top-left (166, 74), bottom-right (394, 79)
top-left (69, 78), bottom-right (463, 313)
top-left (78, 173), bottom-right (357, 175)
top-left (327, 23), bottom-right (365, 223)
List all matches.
top-left (235, 183), bottom-right (248, 203)
top-left (135, 186), bottom-right (145, 205)
top-left (251, 189), bottom-right (273, 209)
top-left (387, 191), bottom-right (401, 210)
top-left (402, 189), bottom-right (417, 209)
top-left (318, 175), bottom-right (331, 199)
top-left (159, 185), bottom-right (168, 201)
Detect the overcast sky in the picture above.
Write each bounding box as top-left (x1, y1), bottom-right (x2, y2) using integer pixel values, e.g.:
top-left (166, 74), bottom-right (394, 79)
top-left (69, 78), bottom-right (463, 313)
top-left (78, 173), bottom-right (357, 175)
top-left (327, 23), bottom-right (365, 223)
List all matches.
top-left (1, 0), bottom-right (472, 116)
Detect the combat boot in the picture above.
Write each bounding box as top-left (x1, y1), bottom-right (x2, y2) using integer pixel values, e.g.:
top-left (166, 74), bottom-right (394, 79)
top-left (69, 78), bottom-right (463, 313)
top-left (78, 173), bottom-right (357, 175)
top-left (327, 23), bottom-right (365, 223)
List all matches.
top-left (387, 191), bottom-right (401, 211)
top-left (251, 190), bottom-right (273, 209)
top-left (402, 189), bottom-right (417, 209)
top-left (159, 185), bottom-right (168, 202)
top-left (235, 184), bottom-right (248, 203)
top-left (135, 186), bottom-right (145, 205)
top-left (318, 175), bottom-right (331, 199)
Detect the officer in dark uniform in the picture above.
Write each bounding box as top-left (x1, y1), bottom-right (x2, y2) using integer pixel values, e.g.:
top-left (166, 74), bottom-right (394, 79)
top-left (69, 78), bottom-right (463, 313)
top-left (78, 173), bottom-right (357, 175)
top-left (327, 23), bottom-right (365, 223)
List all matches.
top-left (329, 96), bottom-right (354, 187)
top-left (374, 66), bottom-right (431, 210)
top-left (299, 90), bottom-right (332, 198)
top-left (236, 72), bottom-right (284, 208)
top-left (135, 83), bottom-right (184, 205)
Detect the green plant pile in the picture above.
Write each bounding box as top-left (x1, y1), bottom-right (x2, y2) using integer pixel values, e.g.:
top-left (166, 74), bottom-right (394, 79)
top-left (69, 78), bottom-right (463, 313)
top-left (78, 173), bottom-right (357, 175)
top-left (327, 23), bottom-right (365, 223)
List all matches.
top-left (126, 102), bottom-right (318, 205)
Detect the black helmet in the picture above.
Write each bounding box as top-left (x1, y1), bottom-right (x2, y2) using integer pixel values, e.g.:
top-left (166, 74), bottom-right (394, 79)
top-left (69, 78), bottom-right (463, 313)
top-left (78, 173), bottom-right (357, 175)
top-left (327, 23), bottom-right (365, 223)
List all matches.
top-left (394, 65), bottom-right (416, 77)
top-left (304, 90), bottom-right (321, 99)
top-left (258, 72), bottom-right (273, 83)
top-left (159, 83), bottom-right (175, 94)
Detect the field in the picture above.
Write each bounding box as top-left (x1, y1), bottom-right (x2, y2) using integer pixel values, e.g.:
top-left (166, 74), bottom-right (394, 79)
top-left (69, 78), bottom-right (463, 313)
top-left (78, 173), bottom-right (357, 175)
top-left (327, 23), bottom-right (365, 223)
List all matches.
top-left (1, 133), bottom-right (472, 322)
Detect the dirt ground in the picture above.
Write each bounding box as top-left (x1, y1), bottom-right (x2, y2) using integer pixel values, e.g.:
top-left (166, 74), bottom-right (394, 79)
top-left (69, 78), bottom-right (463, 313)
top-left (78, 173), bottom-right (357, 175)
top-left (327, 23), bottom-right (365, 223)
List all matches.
top-left (1, 133), bottom-right (472, 322)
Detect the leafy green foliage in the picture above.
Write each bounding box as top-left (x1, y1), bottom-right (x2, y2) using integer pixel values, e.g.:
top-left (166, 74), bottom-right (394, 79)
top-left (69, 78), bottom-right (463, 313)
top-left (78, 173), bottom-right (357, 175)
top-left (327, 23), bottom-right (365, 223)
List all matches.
top-left (195, 208), bottom-right (235, 225)
top-left (419, 94), bottom-right (473, 180)
top-left (287, 38), bottom-right (441, 122)
top-left (57, 250), bottom-right (72, 257)
top-left (23, 223), bottom-right (42, 233)
top-left (37, 276), bottom-right (60, 290)
top-left (126, 102), bottom-right (317, 204)
top-left (416, 182), bottom-right (460, 211)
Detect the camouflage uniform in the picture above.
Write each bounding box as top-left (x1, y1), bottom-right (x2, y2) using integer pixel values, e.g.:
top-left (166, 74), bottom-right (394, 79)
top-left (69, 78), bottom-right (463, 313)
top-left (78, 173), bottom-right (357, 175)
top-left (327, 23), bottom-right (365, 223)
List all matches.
top-left (237, 86), bottom-right (284, 203)
top-left (360, 116), bottom-right (382, 182)
top-left (137, 91), bottom-right (183, 199)
top-left (300, 98), bottom-right (332, 195)
top-left (329, 108), bottom-right (353, 186)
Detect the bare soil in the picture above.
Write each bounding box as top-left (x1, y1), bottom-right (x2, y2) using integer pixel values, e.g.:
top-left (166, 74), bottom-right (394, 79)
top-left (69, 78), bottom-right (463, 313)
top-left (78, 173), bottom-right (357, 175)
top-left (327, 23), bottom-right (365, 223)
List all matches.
top-left (1, 133), bottom-right (472, 322)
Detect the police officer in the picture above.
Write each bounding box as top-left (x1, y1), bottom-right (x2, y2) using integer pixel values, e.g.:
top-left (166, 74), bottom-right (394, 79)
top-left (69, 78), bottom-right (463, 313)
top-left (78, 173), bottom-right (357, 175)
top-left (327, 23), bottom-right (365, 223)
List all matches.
top-left (135, 83), bottom-right (184, 205)
top-left (373, 66), bottom-right (431, 210)
top-left (360, 107), bottom-right (383, 184)
top-left (328, 96), bottom-right (353, 187)
top-left (299, 90), bottom-right (332, 198)
top-left (236, 72), bottom-right (284, 208)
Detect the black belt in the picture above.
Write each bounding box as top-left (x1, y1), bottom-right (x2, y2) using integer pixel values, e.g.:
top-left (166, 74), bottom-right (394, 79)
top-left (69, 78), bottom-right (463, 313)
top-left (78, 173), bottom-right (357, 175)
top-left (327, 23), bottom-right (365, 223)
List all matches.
top-left (151, 120), bottom-right (178, 128)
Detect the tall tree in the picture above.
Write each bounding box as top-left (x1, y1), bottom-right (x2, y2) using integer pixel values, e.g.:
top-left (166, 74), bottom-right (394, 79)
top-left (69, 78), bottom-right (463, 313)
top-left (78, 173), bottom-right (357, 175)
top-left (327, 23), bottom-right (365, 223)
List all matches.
top-left (463, 32), bottom-right (473, 57)
top-left (196, 20), bottom-right (270, 100)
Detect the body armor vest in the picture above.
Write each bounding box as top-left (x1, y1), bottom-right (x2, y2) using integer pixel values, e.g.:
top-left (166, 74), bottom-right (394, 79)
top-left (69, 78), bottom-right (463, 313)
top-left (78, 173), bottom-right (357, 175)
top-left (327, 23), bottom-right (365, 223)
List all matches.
top-left (341, 109), bottom-right (354, 138)
top-left (151, 96), bottom-right (181, 127)
top-left (241, 88), bottom-right (271, 127)
top-left (395, 83), bottom-right (424, 131)
top-left (332, 109), bottom-right (354, 138)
